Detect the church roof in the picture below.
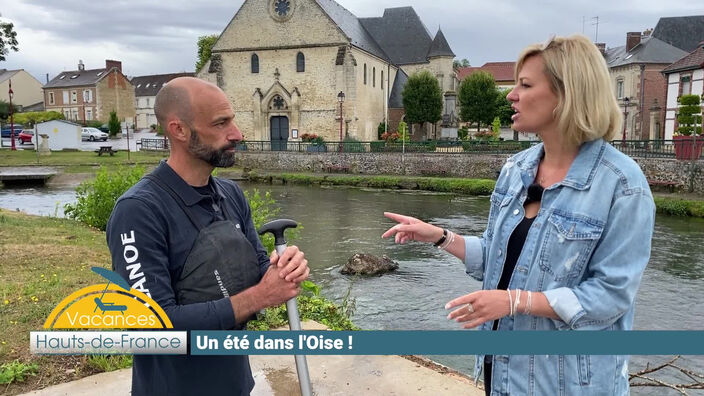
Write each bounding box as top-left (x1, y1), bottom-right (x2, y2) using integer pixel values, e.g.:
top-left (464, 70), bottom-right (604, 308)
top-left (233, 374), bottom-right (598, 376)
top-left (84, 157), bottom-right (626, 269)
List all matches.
top-left (427, 28), bottom-right (455, 58)
top-left (359, 7), bottom-right (436, 65)
top-left (388, 68), bottom-right (408, 108)
top-left (315, 0), bottom-right (390, 62)
top-left (652, 15), bottom-right (704, 53)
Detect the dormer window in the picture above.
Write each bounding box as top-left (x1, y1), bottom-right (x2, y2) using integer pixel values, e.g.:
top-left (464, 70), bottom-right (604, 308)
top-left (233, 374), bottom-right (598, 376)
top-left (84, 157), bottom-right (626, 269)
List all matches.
top-left (146, 83), bottom-right (150, 88)
top-left (70, 75), bottom-right (79, 79)
top-left (136, 84), bottom-right (141, 88)
top-left (59, 75), bottom-right (66, 80)
top-left (96, 72), bottom-right (103, 77)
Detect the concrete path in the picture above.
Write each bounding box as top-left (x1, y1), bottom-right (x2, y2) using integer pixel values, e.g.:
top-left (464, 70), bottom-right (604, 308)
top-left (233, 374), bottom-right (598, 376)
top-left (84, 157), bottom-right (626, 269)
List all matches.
top-left (19, 323), bottom-right (483, 396)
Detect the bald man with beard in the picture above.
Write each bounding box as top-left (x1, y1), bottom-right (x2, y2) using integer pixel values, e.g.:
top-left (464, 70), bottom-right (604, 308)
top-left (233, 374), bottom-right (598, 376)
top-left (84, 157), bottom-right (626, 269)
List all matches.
top-left (106, 77), bottom-right (309, 396)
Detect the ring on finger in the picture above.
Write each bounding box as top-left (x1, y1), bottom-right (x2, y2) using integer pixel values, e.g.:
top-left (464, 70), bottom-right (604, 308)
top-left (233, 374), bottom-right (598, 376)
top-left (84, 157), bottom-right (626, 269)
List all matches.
top-left (466, 303), bottom-right (474, 314)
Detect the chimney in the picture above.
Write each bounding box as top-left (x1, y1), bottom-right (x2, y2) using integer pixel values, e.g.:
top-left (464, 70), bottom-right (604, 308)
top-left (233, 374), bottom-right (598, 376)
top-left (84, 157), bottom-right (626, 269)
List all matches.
top-left (626, 32), bottom-right (641, 52)
top-left (105, 60), bottom-right (122, 73)
top-left (46, 73), bottom-right (49, 84)
top-left (78, 60), bottom-right (85, 71)
top-left (595, 43), bottom-right (606, 56)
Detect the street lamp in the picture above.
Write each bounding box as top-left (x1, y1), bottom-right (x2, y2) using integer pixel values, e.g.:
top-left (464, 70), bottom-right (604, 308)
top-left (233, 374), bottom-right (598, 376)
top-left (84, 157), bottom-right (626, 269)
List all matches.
top-left (621, 96), bottom-right (630, 143)
top-left (337, 91), bottom-right (345, 152)
top-left (9, 79), bottom-right (16, 151)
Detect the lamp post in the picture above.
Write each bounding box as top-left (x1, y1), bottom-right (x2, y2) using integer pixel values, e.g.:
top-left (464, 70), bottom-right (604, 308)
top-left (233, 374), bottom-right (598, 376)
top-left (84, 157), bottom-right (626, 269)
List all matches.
top-left (9, 79), bottom-right (16, 151)
top-left (621, 96), bottom-right (630, 144)
top-left (337, 91), bottom-right (345, 152)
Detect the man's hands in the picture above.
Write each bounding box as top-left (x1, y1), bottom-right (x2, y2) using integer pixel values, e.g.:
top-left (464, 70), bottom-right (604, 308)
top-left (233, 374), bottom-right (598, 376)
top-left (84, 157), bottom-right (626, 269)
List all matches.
top-left (270, 245), bottom-right (309, 283)
top-left (230, 246), bottom-right (309, 324)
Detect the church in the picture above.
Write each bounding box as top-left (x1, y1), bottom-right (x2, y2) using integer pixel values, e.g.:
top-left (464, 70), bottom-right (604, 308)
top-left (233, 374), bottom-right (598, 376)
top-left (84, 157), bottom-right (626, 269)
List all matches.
top-left (197, 0), bottom-right (457, 146)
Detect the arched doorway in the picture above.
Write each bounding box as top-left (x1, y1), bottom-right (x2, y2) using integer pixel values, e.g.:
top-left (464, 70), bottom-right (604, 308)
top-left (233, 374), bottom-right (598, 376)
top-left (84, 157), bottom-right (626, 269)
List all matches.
top-left (270, 116), bottom-right (289, 151)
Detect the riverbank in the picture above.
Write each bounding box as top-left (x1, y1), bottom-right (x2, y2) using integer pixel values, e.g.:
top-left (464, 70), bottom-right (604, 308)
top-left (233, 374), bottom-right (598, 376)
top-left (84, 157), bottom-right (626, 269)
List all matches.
top-left (242, 170), bottom-right (704, 218)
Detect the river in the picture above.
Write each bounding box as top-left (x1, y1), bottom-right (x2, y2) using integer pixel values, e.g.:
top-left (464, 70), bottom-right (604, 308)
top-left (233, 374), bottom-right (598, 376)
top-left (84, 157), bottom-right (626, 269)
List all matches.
top-left (1, 181), bottom-right (703, 394)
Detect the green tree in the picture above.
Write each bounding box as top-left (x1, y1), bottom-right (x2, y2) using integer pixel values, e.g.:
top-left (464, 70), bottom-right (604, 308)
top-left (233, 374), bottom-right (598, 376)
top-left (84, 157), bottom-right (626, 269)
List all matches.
top-left (495, 89), bottom-right (513, 127)
top-left (195, 35), bottom-right (219, 73)
top-left (108, 111), bottom-right (120, 137)
top-left (0, 99), bottom-right (17, 120)
top-left (0, 15), bottom-right (19, 62)
top-left (12, 111), bottom-right (64, 127)
top-left (459, 71), bottom-right (499, 132)
top-left (453, 58), bottom-right (470, 69)
top-left (402, 70), bottom-right (443, 136)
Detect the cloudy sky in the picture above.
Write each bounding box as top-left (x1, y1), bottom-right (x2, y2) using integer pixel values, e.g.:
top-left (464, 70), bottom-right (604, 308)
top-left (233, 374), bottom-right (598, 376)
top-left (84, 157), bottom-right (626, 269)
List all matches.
top-left (1, 0), bottom-right (702, 82)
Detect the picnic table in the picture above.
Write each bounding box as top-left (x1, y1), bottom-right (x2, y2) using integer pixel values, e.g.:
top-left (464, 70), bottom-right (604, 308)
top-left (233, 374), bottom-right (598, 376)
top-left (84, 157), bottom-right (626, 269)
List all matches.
top-left (96, 146), bottom-right (116, 156)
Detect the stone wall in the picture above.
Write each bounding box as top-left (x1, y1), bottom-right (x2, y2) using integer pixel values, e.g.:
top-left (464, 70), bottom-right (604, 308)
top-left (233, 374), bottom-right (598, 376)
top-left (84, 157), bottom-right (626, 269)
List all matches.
top-left (234, 151), bottom-right (704, 194)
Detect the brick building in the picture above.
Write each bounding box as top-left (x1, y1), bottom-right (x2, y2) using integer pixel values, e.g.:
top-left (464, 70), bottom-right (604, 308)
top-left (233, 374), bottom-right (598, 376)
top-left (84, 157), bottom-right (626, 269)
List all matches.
top-left (43, 60), bottom-right (135, 125)
top-left (131, 72), bottom-right (194, 130)
top-left (605, 33), bottom-right (687, 140)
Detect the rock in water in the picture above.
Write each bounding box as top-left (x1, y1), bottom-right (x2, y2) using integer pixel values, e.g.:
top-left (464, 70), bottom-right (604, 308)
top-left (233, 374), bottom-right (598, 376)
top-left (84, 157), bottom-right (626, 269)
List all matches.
top-left (341, 253), bottom-right (399, 275)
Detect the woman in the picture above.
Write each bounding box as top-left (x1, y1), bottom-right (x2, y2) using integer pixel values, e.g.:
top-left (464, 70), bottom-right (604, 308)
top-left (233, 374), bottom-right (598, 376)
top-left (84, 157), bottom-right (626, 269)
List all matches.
top-left (382, 35), bottom-right (655, 395)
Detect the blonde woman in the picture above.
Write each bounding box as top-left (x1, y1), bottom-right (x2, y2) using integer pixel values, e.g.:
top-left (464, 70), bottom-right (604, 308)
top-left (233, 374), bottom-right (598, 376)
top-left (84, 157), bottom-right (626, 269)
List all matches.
top-left (383, 35), bottom-right (655, 395)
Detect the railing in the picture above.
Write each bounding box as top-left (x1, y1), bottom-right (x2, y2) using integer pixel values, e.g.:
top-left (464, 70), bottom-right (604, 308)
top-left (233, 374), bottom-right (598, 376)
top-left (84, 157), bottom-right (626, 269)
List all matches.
top-left (139, 138), bottom-right (169, 151)
top-left (140, 137), bottom-right (703, 160)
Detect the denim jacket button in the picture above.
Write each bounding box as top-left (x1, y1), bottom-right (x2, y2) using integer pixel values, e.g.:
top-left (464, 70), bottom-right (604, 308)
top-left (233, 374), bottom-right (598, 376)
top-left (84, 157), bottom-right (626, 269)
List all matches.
top-left (513, 209), bottom-right (520, 215)
top-left (498, 249), bottom-right (503, 257)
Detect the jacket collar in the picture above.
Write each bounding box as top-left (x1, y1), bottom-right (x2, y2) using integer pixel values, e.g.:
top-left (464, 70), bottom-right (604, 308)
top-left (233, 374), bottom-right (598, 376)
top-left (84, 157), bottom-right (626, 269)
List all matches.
top-left (516, 138), bottom-right (605, 191)
top-left (152, 160), bottom-right (227, 206)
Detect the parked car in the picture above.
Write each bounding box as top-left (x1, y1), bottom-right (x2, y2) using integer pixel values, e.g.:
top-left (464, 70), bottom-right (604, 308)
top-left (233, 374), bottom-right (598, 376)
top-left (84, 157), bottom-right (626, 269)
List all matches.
top-left (98, 125), bottom-right (110, 133)
top-left (18, 130), bottom-right (34, 144)
top-left (1, 126), bottom-right (24, 139)
top-left (81, 127), bottom-right (109, 142)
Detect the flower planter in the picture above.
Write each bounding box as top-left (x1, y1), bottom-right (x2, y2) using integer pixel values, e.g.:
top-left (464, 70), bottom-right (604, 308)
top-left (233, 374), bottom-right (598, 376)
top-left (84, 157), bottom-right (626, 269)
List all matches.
top-left (306, 144), bottom-right (327, 153)
top-left (673, 136), bottom-right (704, 160)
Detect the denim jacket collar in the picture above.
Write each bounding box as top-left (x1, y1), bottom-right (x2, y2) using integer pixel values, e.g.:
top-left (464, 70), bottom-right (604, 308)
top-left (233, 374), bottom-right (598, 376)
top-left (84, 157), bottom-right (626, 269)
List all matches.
top-left (515, 138), bottom-right (606, 191)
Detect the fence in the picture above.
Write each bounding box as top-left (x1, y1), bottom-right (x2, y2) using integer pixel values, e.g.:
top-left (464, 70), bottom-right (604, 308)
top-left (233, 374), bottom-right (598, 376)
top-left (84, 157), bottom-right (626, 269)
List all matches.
top-left (138, 137), bottom-right (704, 160)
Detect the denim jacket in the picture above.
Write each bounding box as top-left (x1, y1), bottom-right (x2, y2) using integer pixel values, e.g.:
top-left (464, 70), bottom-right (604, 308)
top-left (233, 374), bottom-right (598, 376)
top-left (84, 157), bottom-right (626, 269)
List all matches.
top-left (463, 139), bottom-right (655, 395)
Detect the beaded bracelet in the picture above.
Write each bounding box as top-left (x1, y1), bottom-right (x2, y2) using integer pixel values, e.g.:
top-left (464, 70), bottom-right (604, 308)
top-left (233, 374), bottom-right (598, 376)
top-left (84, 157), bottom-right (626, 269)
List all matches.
top-left (433, 229), bottom-right (448, 247)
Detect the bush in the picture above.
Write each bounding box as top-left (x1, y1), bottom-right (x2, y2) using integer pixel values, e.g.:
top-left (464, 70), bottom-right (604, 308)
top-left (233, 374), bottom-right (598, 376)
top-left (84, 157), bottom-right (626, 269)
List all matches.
top-left (676, 94), bottom-right (703, 136)
top-left (458, 126), bottom-right (469, 141)
top-left (243, 189), bottom-right (280, 253)
top-left (86, 120), bottom-right (104, 129)
top-left (377, 122), bottom-right (387, 140)
top-left (64, 166), bottom-right (146, 231)
top-left (108, 111), bottom-right (121, 137)
top-left (342, 136), bottom-right (365, 152)
top-left (370, 141), bottom-right (385, 152)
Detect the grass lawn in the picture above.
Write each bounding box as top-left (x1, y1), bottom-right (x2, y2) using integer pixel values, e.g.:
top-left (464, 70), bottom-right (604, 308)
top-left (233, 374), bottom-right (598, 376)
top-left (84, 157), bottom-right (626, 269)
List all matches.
top-left (0, 209), bottom-right (129, 395)
top-left (0, 150), bottom-right (166, 168)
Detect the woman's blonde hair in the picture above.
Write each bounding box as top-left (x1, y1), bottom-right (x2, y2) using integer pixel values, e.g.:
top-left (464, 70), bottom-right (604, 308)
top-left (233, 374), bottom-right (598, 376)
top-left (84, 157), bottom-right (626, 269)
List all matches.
top-left (515, 34), bottom-right (622, 145)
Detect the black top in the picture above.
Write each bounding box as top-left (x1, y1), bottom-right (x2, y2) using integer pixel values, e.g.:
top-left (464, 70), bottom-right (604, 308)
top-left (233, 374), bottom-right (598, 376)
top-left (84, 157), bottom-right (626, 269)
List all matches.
top-left (491, 215), bottom-right (536, 331)
top-left (106, 161), bottom-right (270, 396)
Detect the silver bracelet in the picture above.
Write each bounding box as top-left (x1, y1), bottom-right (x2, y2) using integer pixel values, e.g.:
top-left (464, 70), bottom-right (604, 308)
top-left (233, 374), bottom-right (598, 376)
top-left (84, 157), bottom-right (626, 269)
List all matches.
top-left (513, 289), bottom-right (521, 316)
top-left (507, 289), bottom-right (513, 317)
top-left (439, 230), bottom-right (455, 250)
top-left (525, 291), bottom-right (533, 315)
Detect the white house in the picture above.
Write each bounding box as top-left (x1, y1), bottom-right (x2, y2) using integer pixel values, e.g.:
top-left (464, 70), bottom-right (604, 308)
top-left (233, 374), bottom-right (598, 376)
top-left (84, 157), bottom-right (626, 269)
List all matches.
top-left (36, 120), bottom-right (82, 151)
top-left (662, 42), bottom-right (704, 139)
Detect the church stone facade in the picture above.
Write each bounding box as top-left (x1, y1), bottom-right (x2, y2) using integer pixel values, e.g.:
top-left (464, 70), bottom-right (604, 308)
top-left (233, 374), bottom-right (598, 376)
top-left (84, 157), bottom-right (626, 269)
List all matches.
top-left (198, 0), bottom-right (456, 144)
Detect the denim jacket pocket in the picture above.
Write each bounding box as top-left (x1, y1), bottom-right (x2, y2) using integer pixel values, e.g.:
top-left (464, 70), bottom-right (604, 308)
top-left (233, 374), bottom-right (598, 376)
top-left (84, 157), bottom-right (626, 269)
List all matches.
top-left (486, 190), bottom-right (510, 240)
top-left (539, 211), bottom-right (604, 284)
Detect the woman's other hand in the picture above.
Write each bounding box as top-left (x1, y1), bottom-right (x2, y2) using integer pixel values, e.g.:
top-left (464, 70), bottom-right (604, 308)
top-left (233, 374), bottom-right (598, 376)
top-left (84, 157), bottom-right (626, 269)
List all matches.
top-left (445, 290), bottom-right (511, 329)
top-left (381, 212), bottom-right (444, 244)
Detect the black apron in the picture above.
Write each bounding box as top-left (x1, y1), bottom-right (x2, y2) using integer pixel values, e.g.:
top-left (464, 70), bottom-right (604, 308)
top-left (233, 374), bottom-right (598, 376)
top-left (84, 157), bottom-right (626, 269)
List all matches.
top-left (144, 174), bottom-right (261, 329)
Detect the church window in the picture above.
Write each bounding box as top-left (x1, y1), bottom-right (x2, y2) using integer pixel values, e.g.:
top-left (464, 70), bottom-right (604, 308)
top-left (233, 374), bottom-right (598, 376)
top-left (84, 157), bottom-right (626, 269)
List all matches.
top-left (296, 52), bottom-right (305, 72)
top-left (274, 0), bottom-right (290, 16)
top-left (381, 70), bottom-right (384, 90)
top-left (373, 67), bottom-right (376, 87)
top-left (251, 54), bottom-right (259, 73)
top-left (364, 64), bottom-right (367, 85)
top-left (270, 95), bottom-right (288, 110)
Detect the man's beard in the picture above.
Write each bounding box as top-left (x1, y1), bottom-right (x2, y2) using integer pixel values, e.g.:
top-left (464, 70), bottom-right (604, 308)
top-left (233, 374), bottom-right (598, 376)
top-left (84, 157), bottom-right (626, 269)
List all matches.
top-left (188, 127), bottom-right (236, 168)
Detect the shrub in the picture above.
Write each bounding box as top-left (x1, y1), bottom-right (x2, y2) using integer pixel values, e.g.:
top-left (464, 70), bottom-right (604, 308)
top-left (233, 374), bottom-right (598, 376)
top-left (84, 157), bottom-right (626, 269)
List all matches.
top-left (108, 111), bottom-right (121, 137)
top-left (370, 140), bottom-right (385, 152)
top-left (0, 361), bottom-right (39, 384)
top-left (243, 189), bottom-right (280, 253)
top-left (64, 166), bottom-right (146, 230)
top-left (342, 136), bottom-right (365, 152)
top-left (676, 94), bottom-right (703, 136)
top-left (86, 120), bottom-right (104, 129)
top-left (377, 122), bottom-right (387, 140)
top-left (458, 126), bottom-right (469, 141)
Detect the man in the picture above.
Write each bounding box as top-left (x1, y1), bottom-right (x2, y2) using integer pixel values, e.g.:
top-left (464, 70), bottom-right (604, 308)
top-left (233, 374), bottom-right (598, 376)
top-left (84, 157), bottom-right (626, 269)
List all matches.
top-left (106, 77), bottom-right (309, 395)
